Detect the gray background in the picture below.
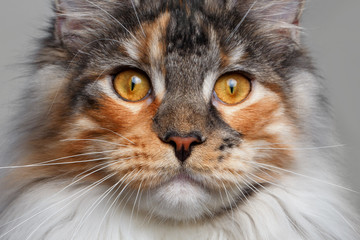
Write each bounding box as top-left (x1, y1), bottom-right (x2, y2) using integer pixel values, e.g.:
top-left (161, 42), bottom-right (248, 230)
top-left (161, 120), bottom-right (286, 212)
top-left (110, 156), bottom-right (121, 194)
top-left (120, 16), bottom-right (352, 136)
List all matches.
top-left (0, 1), bottom-right (359, 208)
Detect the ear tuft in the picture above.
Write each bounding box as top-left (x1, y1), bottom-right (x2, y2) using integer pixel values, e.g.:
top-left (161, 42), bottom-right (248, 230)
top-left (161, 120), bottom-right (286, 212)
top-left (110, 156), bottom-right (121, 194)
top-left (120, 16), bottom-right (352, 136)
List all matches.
top-left (260, 0), bottom-right (304, 25)
top-left (54, 0), bottom-right (103, 50)
top-left (251, 0), bottom-right (305, 41)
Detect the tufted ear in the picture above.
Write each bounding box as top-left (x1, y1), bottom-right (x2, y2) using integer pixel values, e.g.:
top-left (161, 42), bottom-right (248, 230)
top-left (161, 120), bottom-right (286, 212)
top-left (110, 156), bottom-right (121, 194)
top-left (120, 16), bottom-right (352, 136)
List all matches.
top-left (54, 0), bottom-right (105, 50)
top-left (257, 0), bottom-right (304, 24)
top-left (249, 0), bottom-right (305, 41)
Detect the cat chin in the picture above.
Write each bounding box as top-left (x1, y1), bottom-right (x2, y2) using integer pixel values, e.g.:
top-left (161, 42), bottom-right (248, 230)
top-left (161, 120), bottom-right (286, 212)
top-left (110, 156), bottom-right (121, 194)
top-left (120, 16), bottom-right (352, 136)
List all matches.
top-left (141, 178), bottom-right (221, 221)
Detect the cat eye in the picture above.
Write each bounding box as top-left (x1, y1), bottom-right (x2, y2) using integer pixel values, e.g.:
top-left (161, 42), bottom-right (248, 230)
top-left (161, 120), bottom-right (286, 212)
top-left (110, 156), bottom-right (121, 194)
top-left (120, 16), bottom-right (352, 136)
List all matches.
top-left (113, 69), bottom-right (151, 102)
top-left (213, 73), bottom-right (251, 105)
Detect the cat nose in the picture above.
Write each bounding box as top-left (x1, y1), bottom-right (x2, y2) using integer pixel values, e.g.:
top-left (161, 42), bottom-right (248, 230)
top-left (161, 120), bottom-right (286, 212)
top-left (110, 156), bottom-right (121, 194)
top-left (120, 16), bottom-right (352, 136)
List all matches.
top-left (165, 133), bottom-right (203, 163)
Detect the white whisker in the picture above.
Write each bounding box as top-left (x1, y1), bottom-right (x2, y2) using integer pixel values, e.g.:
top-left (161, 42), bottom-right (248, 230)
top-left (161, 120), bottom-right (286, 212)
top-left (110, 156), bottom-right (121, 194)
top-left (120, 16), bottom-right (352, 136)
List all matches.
top-left (85, 0), bottom-right (140, 44)
top-left (70, 176), bottom-right (124, 240)
top-left (0, 150), bottom-right (116, 170)
top-left (130, 0), bottom-right (146, 37)
top-left (98, 127), bottom-right (136, 145)
top-left (247, 172), bottom-right (285, 190)
top-left (244, 160), bottom-right (359, 194)
top-left (251, 144), bottom-right (345, 151)
top-left (0, 173), bottom-right (116, 239)
top-left (61, 138), bottom-right (127, 147)
top-left (331, 206), bottom-right (360, 236)
top-left (129, 178), bottom-right (144, 235)
top-left (24, 173), bottom-right (116, 240)
top-left (0, 157), bottom-right (113, 169)
top-left (0, 160), bottom-right (123, 231)
top-left (96, 171), bottom-right (136, 235)
top-left (65, 160), bottom-right (123, 192)
top-left (221, 181), bottom-right (233, 212)
top-left (226, 0), bottom-right (257, 43)
top-left (72, 159), bottom-right (122, 182)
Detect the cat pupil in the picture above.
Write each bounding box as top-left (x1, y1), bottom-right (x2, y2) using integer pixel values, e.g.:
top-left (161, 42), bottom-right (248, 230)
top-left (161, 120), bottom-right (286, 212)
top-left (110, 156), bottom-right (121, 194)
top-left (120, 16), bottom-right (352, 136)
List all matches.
top-left (130, 76), bottom-right (141, 91)
top-left (227, 79), bottom-right (237, 95)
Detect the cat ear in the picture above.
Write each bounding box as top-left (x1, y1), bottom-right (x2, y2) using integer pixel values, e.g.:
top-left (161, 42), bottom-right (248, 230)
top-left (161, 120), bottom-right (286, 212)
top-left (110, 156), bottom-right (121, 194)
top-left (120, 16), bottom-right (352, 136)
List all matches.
top-left (54, 0), bottom-right (102, 50)
top-left (251, 0), bottom-right (305, 41)
top-left (258, 0), bottom-right (304, 24)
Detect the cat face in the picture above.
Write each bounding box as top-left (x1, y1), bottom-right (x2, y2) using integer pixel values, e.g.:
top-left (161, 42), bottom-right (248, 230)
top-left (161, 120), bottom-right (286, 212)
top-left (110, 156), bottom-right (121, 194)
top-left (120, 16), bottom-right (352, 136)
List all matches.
top-left (24, 0), bottom-right (311, 221)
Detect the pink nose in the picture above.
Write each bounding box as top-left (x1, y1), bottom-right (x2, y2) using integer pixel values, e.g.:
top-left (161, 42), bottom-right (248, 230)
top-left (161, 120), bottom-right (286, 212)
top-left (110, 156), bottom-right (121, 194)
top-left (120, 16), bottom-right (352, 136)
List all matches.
top-left (166, 136), bottom-right (202, 163)
top-left (168, 136), bottom-right (200, 152)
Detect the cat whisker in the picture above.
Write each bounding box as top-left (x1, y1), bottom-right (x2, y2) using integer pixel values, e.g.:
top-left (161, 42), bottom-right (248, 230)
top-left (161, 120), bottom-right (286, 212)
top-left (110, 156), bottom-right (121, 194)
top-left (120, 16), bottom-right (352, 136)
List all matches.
top-left (247, 172), bottom-right (285, 190)
top-left (136, 178), bottom-right (146, 218)
top-left (233, 171), bottom-right (259, 195)
top-left (76, 50), bottom-right (91, 56)
top-left (0, 150), bottom-right (116, 170)
top-left (106, 170), bottom-right (143, 226)
top-left (197, 201), bottom-right (213, 219)
top-left (0, 157), bottom-right (113, 169)
top-left (246, 177), bottom-right (307, 238)
top-left (116, 174), bottom-right (144, 230)
top-left (105, 172), bottom-right (134, 208)
top-left (85, 0), bottom-right (140, 44)
top-left (211, 174), bottom-right (227, 210)
top-left (223, 180), bottom-right (242, 228)
top-left (212, 172), bottom-right (243, 223)
top-left (25, 173), bottom-right (117, 240)
top-left (232, 173), bottom-right (264, 226)
top-left (130, 0), bottom-right (146, 38)
top-left (245, 173), bottom-right (360, 237)
top-left (66, 160), bottom-right (125, 192)
top-left (0, 173), bottom-right (116, 239)
top-left (251, 164), bottom-right (280, 183)
top-left (129, 178), bottom-right (144, 236)
top-left (96, 171), bottom-right (137, 235)
top-left (233, 180), bottom-right (250, 205)
top-left (98, 127), bottom-right (136, 145)
top-left (71, 159), bottom-right (122, 182)
top-left (0, 159), bottom-right (123, 231)
top-left (243, 160), bottom-right (359, 194)
top-left (330, 206), bottom-right (360, 236)
top-left (70, 174), bottom-right (127, 240)
top-left (60, 138), bottom-right (127, 147)
top-left (250, 142), bottom-right (302, 147)
top-left (144, 195), bottom-right (157, 224)
top-left (250, 144), bottom-right (345, 151)
top-left (226, 0), bottom-right (257, 43)
top-left (221, 181), bottom-right (234, 212)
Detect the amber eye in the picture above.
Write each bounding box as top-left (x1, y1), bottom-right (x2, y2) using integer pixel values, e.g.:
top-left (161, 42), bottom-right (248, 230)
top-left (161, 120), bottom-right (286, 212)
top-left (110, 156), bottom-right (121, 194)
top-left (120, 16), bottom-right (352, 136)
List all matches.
top-left (113, 69), bottom-right (151, 102)
top-left (214, 73), bottom-right (251, 105)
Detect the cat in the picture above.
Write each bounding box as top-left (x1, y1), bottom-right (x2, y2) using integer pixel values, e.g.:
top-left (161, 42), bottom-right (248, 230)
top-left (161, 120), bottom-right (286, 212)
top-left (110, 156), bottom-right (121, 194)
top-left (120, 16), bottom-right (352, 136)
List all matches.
top-left (0, 0), bottom-right (359, 239)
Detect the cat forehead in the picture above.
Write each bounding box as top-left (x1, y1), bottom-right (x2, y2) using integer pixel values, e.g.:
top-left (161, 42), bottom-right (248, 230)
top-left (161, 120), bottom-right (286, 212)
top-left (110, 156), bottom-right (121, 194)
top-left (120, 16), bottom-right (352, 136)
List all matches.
top-left (127, 8), bottom-right (246, 102)
top-left (73, 1), bottom-right (250, 98)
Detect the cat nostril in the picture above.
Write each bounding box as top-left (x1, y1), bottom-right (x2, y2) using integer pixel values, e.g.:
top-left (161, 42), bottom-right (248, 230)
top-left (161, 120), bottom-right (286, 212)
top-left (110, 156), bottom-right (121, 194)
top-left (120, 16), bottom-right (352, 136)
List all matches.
top-left (165, 134), bottom-right (203, 163)
top-left (168, 136), bottom-right (200, 152)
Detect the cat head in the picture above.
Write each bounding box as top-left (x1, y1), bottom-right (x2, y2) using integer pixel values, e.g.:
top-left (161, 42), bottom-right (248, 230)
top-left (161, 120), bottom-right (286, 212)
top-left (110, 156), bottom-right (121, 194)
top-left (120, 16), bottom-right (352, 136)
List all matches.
top-left (21, 0), bottom-right (321, 221)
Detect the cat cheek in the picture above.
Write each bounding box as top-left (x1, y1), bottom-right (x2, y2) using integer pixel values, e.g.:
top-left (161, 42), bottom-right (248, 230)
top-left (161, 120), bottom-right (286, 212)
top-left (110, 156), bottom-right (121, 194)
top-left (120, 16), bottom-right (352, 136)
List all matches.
top-left (212, 82), bottom-right (277, 134)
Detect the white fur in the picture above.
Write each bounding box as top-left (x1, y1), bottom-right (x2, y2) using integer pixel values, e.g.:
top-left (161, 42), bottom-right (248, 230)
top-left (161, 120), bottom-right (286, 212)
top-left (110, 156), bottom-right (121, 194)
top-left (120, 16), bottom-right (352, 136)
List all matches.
top-left (202, 72), bottom-right (218, 102)
top-left (0, 167), bottom-right (358, 240)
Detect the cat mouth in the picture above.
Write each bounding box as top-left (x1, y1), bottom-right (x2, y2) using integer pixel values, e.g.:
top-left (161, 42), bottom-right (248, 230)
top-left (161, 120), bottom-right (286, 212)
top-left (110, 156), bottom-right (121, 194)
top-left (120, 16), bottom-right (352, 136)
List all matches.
top-left (167, 171), bottom-right (203, 186)
top-left (153, 169), bottom-right (213, 193)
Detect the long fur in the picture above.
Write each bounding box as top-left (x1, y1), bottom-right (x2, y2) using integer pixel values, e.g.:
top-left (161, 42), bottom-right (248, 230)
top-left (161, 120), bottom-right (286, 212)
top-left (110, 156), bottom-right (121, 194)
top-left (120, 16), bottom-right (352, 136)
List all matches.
top-left (0, 1), bottom-right (359, 239)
